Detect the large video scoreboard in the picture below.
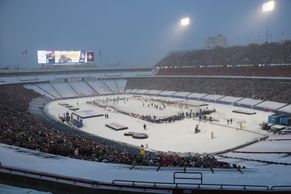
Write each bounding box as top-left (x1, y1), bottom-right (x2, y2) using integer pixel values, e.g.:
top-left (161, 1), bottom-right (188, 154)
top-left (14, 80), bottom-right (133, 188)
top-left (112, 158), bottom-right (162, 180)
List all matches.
top-left (37, 50), bottom-right (94, 64)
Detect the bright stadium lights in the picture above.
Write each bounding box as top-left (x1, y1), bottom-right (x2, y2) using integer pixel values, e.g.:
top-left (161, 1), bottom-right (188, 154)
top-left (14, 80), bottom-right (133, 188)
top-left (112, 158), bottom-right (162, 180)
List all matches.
top-left (262, 1), bottom-right (275, 43)
top-left (180, 17), bottom-right (190, 26)
top-left (180, 17), bottom-right (191, 49)
top-left (262, 1), bottom-right (275, 12)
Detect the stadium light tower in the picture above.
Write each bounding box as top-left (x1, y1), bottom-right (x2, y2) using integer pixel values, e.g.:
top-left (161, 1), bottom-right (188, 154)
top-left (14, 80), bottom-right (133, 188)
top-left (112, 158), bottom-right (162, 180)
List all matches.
top-left (180, 17), bottom-right (190, 49)
top-left (180, 17), bottom-right (190, 26)
top-left (262, 1), bottom-right (275, 43)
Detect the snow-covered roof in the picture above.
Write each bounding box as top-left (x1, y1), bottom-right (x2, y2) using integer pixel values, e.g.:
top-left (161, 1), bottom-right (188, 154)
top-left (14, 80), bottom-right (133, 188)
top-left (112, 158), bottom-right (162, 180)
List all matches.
top-left (218, 96), bottom-right (243, 103)
top-left (135, 89), bottom-right (149, 94)
top-left (201, 94), bottom-right (224, 101)
top-left (278, 104), bottom-right (291, 114)
top-left (159, 90), bottom-right (177, 96)
top-left (235, 98), bottom-right (263, 106)
top-left (187, 93), bottom-right (207, 99)
top-left (172, 92), bottom-right (191, 97)
top-left (146, 90), bottom-right (162, 95)
top-left (130, 89), bottom-right (139, 93)
top-left (125, 89), bottom-right (132, 93)
top-left (255, 101), bottom-right (287, 110)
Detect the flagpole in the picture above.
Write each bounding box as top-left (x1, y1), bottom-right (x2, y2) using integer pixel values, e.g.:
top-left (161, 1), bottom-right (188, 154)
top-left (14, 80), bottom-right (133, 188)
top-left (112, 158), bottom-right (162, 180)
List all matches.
top-left (99, 50), bottom-right (102, 67)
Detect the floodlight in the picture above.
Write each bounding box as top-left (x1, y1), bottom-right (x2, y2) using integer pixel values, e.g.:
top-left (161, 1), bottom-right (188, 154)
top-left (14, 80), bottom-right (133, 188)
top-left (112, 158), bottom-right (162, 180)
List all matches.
top-left (180, 17), bottom-right (190, 26)
top-left (262, 1), bottom-right (275, 12)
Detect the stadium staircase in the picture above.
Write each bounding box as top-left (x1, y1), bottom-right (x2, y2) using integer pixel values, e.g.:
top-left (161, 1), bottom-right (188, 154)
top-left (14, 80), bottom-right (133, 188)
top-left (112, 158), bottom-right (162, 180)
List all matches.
top-left (114, 79), bottom-right (121, 93)
top-left (35, 84), bottom-right (57, 99)
top-left (67, 81), bottom-right (81, 97)
top-left (84, 79), bottom-right (99, 95)
top-left (101, 80), bottom-right (115, 94)
top-left (50, 83), bottom-right (63, 98)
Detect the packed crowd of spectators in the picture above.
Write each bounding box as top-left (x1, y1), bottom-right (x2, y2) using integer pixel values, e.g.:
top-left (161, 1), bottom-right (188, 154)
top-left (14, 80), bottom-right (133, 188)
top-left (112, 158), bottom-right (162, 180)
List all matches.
top-left (157, 65), bottom-right (291, 77)
top-left (157, 41), bottom-right (291, 68)
top-left (0, 85), bottom-right (230, 168)
top-left (127, 77), bottom-right (291, 103)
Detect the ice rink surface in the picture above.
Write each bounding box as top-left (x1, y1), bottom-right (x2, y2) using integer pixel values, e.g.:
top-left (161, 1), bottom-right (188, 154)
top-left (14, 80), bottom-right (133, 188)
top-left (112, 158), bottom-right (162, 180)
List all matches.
top-left (47, 95), bottom-right (271, 154)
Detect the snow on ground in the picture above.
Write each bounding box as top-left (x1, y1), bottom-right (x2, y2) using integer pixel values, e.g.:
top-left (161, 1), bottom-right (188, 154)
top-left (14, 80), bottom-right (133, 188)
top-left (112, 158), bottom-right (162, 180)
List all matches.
top-left (0, 183), bottom-right (51, 194)
top-left (47, 95), bottom-right (271, 154)
top-left (216, 133), bottom-right (291, 168)
top-left (221, 152), bottom-right (291, 164)
top-left (1, 143), bottom-right (291, 188)
top-left (0, 143), bottom-right (174, 183)
top-left (2, 94), bottom-right (291, 189)
top-left (235, 140), bottom-right (291, 153)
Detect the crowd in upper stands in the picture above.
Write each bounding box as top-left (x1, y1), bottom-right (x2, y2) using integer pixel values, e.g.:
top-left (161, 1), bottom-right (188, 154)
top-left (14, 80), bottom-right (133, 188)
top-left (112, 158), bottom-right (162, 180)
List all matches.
top-left (127, 77), bottom-right (291, 103)
top-left (157, 41), bottom-right (291, 67)
top-left (0, 85), bottom-right (230, 168)
top-left (157, 65), bottom-right (291, 77)
top-left (156, 41), bottom-right (291, 77)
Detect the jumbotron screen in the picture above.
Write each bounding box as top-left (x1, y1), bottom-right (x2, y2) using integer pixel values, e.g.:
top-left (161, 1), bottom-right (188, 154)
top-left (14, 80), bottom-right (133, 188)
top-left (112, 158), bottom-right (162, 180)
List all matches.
top-left (37, 50), bottom-right (94, 64)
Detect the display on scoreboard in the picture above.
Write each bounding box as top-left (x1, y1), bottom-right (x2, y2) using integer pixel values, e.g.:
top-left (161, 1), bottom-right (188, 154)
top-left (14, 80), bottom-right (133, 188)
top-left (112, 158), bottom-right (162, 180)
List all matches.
top-left (37, 50), bottom-right (94, 64)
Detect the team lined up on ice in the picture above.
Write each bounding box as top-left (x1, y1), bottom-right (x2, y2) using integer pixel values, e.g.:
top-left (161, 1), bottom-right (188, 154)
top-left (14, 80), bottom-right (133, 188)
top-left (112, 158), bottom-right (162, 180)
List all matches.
top-left (87, 96), bottom-right (228, 124)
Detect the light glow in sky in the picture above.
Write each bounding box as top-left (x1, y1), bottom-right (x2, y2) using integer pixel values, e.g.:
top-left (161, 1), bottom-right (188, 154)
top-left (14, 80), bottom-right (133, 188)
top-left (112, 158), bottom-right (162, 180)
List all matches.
top-left (180, 17), bottom-right (190, 26)
top-left (0, 0), bottom-right (290, 68)
top-left (262, 1), bottom-right (275, 12)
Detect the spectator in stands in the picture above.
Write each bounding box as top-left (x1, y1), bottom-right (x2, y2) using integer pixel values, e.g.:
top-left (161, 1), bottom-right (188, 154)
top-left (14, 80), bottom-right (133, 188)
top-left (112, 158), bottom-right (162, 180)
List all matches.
top-left (127, 77), bottom-right (291, 103)
top-left (0, 85), bottom-right (230, 169)
top-left (156, 41), bottom-right (291, 69)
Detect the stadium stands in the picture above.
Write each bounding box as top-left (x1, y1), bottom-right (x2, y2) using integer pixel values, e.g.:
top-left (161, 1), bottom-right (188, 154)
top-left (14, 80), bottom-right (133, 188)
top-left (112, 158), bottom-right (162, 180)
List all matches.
top-left (157, 65), bottom-right (291, 77)
top-left (24, 84), bottom-right (56, 99)
top-left (24, 79), bottom-right (128, 99)
top-left (37, 83), bottom-right (62, 99)
top-left (156, 41), bottom-right (291, 77)
top-left (0, 85), bottom-right (230, 168)
top-left (115, 79), bottom-right (127, 93)
top-left (126, 77), bottom-right (291, 103)
top-left (102, 79), bottom-right (119, 94)
top-left (69, 81), bottom-right (97, 96)
top-left (157, 41), bottom-right (291, 68)
top-left (2, 42), bottom-right (291, 193)
top-left (86, 80), bottom-right (114, 95)
top-left (51, 82), bottom-right (79, 98)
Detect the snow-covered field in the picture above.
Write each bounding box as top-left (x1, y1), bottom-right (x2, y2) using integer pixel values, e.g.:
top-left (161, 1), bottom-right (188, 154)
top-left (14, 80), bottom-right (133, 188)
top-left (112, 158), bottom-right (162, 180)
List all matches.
top-left (2, 94), bottom-right (291, 190)
top-left (47, 95), bottom-right (271, 154)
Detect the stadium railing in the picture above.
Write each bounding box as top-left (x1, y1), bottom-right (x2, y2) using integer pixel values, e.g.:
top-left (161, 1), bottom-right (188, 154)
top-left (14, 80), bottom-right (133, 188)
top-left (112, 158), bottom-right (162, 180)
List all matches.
top-left (0, 163), bottom-right (275, 192)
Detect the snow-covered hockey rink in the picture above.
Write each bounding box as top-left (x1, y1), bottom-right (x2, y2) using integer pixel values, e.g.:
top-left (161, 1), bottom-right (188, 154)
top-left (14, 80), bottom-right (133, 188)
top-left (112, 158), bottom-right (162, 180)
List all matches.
top-left (47, 95), bottom-right (272, 154)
